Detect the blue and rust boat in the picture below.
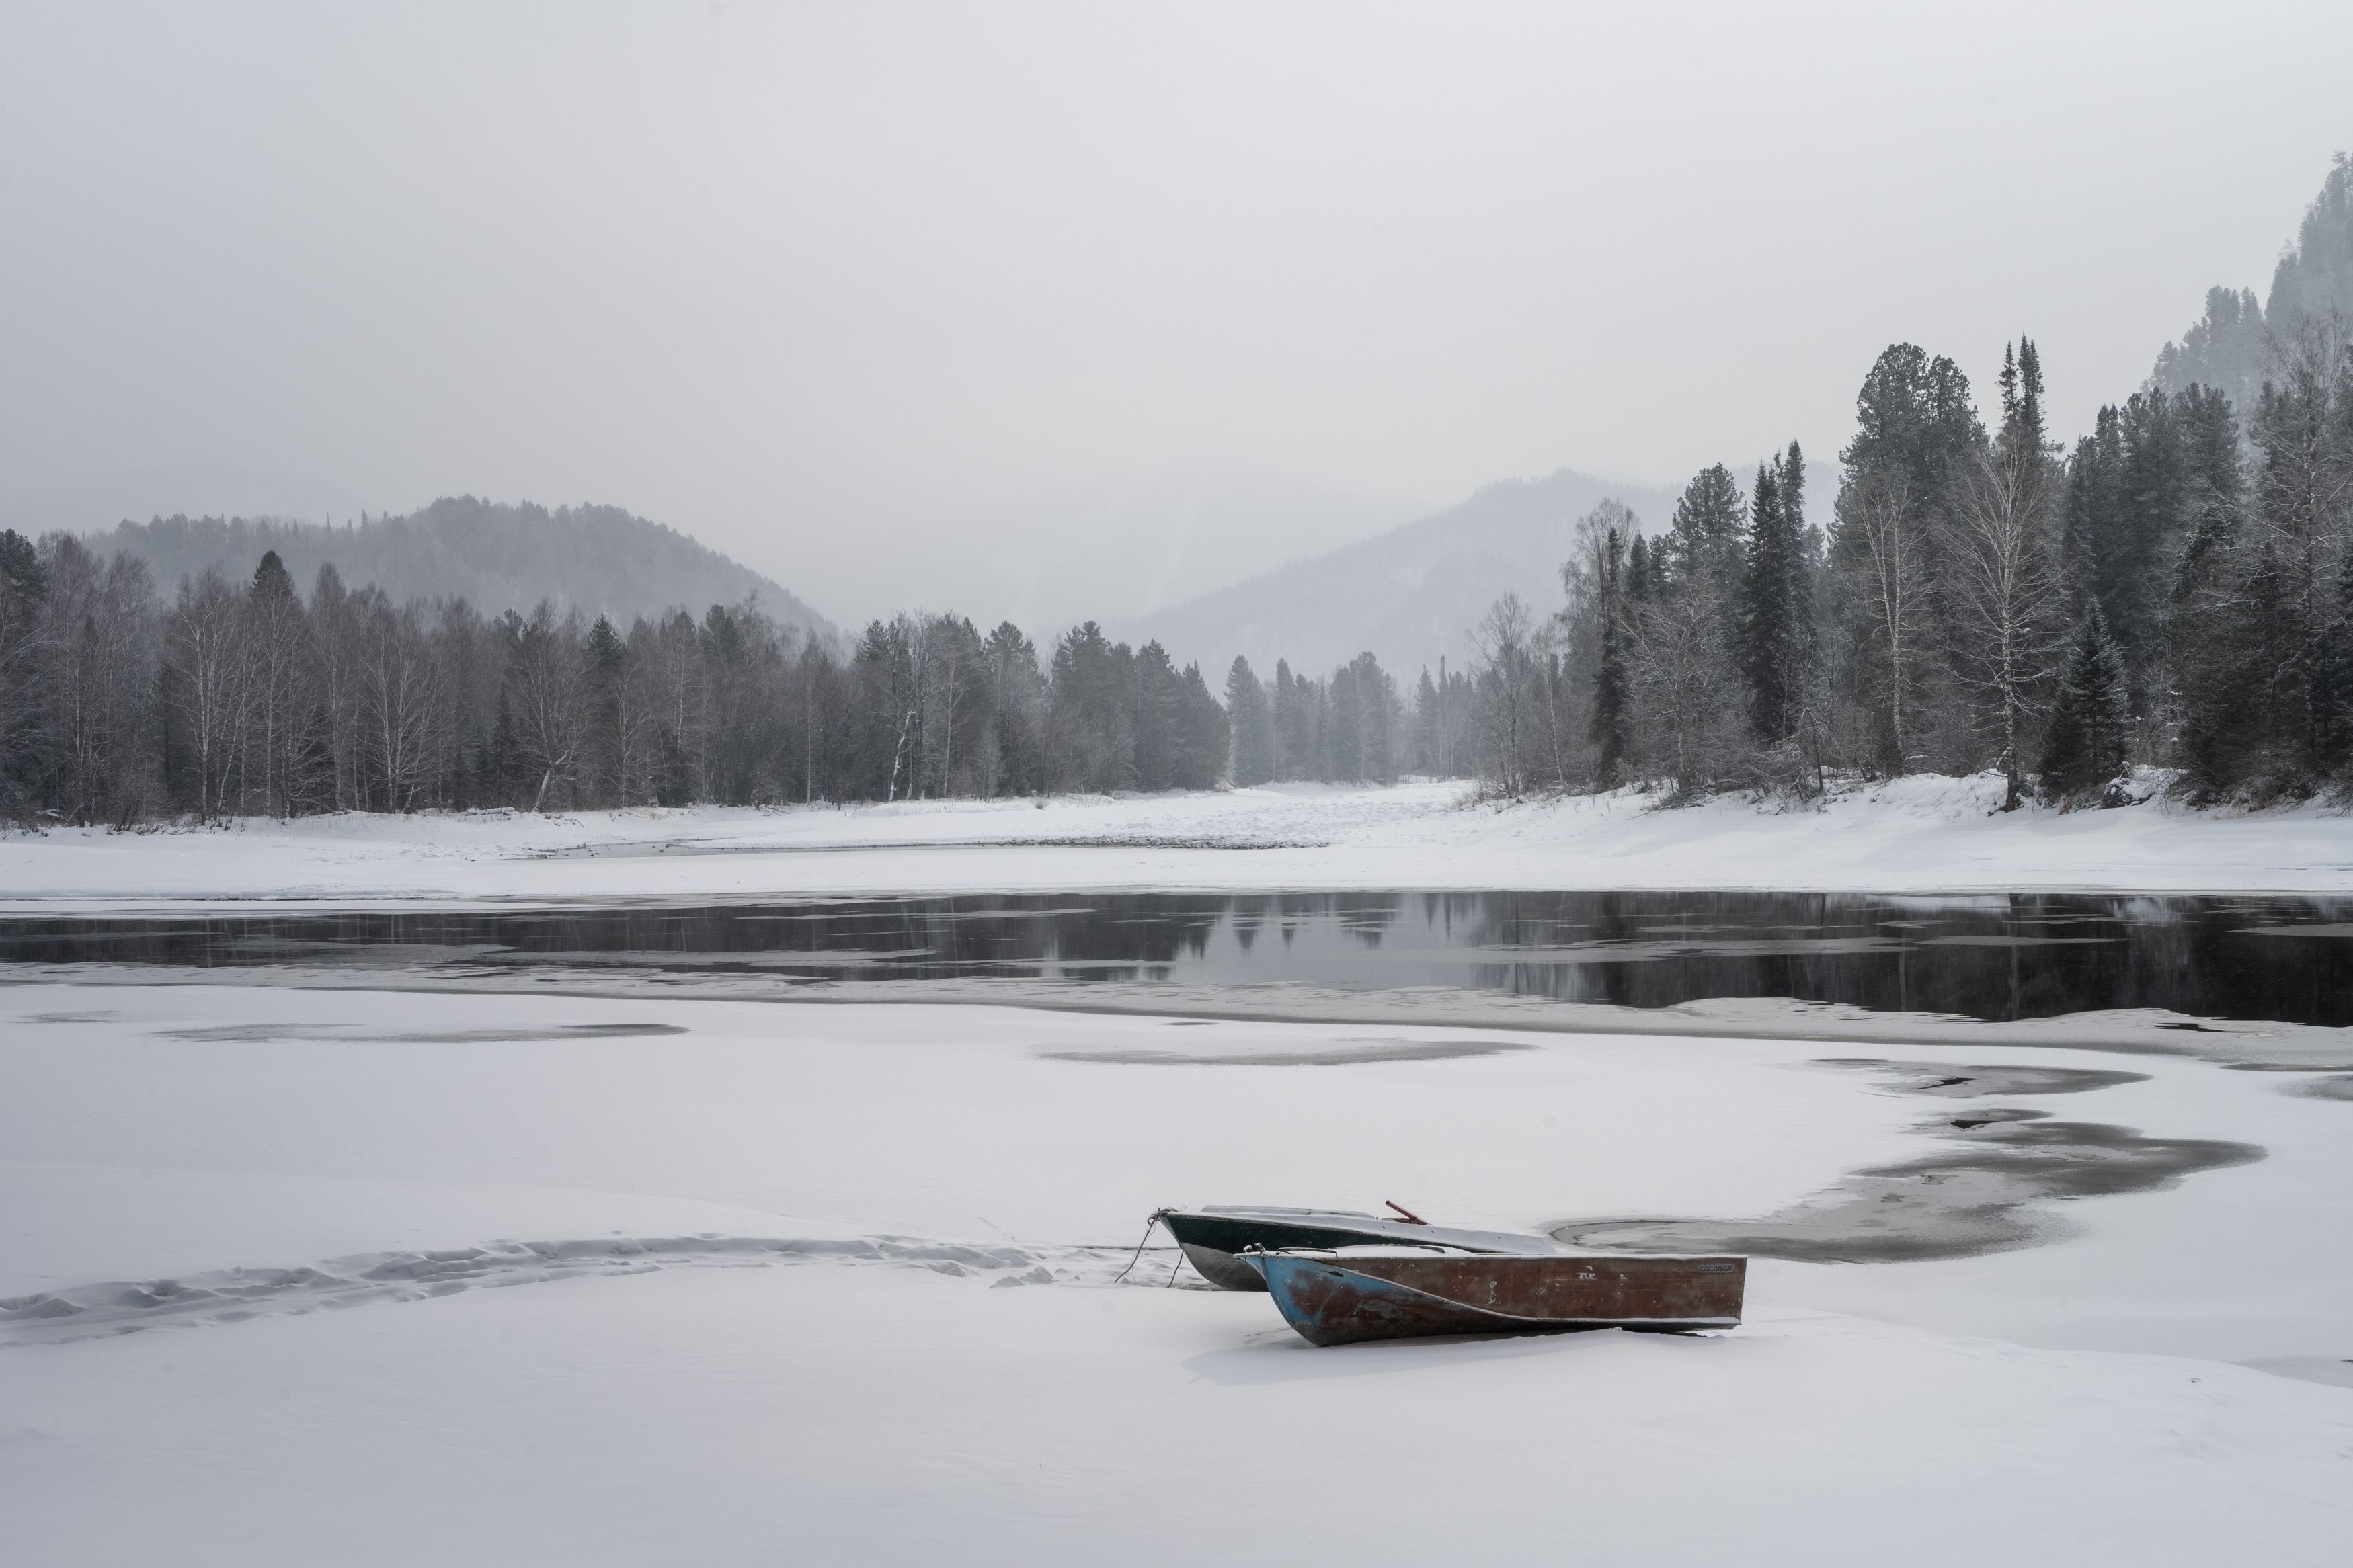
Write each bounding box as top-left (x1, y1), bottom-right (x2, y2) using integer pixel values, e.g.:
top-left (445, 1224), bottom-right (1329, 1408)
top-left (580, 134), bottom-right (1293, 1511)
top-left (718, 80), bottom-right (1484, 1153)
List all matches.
top-left (1154, 1204), bottom-right (1558, 1292)
top-left (1243, 1247), bottom-right (1747, 1346)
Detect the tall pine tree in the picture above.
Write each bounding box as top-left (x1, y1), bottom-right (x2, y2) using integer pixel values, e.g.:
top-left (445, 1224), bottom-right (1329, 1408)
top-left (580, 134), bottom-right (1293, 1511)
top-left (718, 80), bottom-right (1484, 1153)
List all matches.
top-left (1589, 525), bottom-right (1630, 785)
top-left (1223, 655), bottom-right (1275, 786)
top-left (1737, 443), bottom-right (1812, 745)
top-left (2040, 606), bottom-right (2130, 801)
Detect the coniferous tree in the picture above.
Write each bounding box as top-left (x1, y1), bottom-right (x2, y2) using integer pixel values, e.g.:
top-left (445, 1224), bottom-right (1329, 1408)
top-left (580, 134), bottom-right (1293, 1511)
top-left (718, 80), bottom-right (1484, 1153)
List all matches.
top-left (1832, 343), bottom-right (1985, 776)
top-left (1634, 470), bottom-right (1748, 794)
top-left (1330, 651), bottom-right (1398, 782)
top-left (0, 529), bottom-right (49, 819)
top-left (2247, 323), bottom-right (2353, 781)
top-left (584, 613), bottom-right (627, 801)
top-left (1174, 661), bottom-right (1230, 789)
top-left (2166, 386), bottom-right (2251, 795)
top-left (1129, 640), bottom-right (1184, 790)
top-left (2016, 338), bottom-right (2048, 451)
top-left (2040, 606), bottom-right (2131, 802)
top-left (2320, 556), bottom-right (2353, 774)
top-left (1626, 534), bottom-right (1658, 602)
top-left (1663, 464), bottom-right (1747, 589)
top-left (1589, 525), bottom-right (1630, 787)
top-left (1224, 655), bottom-right (1275, 786)
top-left (1737, 444), bottom-right (1812, 747)
top-left (244, 549), bottom-right (309, 817)
top-left (981, 621), bottom-right (1045, 796)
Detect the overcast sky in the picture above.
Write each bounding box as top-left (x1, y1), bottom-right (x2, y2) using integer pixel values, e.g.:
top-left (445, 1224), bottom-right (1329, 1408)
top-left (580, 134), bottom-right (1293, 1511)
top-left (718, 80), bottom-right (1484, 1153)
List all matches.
top-left (5, 1), bottom-right (2350, 625)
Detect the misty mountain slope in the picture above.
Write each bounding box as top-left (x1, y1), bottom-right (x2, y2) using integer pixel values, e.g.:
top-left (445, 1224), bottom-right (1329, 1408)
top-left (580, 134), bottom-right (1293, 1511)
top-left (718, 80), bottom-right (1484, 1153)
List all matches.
top-left (2151, 153), bottom-right (2353, 407)
top-left (1128, 468), bottom-right (1677, 679)
top-left (91, 497), bottom-right (836, 638)
top-left (801, 464), bottom-right (1425, 638)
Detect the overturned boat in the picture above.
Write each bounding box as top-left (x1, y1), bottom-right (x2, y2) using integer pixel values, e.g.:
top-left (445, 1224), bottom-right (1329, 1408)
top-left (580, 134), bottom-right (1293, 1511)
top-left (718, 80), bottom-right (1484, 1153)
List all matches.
top-left (1243, 1247), bottom-right (1747, 1346)
top-left (1154, 1204), bottom-right (1558, 1291)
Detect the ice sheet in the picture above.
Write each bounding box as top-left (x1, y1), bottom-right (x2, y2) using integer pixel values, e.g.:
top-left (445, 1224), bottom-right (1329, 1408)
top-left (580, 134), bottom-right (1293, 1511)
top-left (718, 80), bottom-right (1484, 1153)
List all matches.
top-left (4, 982), bottom-right (2349, 1565)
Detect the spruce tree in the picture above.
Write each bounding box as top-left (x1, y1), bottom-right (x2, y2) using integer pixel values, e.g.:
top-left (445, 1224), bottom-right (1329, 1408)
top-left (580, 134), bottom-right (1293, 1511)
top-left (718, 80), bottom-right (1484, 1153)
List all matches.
top-left (1589, 525), bottom-right (1630, 785)
top-left (1626, 534), bottom-right (1657, 602)
top-left (2017, 337), bottom-right (2047, 450)
top-left (1737, 444), bottom-right (1811, 745)
top-left (1172, 661), bottom-right (1228, 790)
top-left (2040, 606), bottom-right (2131, 801)
top-left (586, 614), bottom-right (625, 801)
top-left (1271, 659), bottom-right (1302, 780)
top-left (2318, 555), bottom-right (2353, 774)
top-left (1665, 464), bottom-right (1747, 589)
top-left (2165, 386), bottom-right (2248, 797)
top-left (1842, 343), bottom-right (1983, 506)
top-left (1223, 655), bottom-right (1273, 786)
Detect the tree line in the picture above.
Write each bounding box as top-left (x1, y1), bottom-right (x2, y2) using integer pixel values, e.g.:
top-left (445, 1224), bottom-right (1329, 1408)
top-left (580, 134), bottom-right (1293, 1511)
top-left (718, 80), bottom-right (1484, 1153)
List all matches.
top-left (7, 302), bottom-right (2343, 827)
top-left (1490, 317), bottom-right (2353, 809)
top-left (0, 532), bottom-right (1447, 824)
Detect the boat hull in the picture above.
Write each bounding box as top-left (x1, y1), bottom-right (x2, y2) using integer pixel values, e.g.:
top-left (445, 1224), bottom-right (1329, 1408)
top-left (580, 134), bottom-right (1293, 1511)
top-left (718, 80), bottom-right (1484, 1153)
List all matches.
top-left (1248, 1252), bottom-right (1745, 1346)
top-left (1158, 1210), bottom-right (1554, 1292)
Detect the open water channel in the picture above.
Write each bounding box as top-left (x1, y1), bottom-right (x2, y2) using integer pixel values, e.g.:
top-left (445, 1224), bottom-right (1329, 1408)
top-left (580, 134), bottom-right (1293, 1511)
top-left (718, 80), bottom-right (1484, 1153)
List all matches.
top-left (9, 889), bottom-right (2353, 1025)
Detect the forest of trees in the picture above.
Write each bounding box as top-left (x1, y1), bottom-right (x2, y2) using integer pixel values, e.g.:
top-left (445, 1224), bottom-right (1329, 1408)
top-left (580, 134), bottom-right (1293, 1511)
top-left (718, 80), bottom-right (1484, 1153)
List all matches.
top-left (1480, 159), bottom-right (2353, 811)
top-left (1491, 317), bottom-right (2352, 809)
top-left (2, 321), bottom-right (2344, 824)
top-left (0, 532), bottom-right (1444, 823)
top-left (1503, 342), bottom-right (2176, 807)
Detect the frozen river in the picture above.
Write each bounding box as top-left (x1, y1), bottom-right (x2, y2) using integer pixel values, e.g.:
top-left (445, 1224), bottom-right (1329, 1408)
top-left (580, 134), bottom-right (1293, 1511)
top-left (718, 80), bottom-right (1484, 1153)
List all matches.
top-left (8, 851), bottom-right (2352, 1563)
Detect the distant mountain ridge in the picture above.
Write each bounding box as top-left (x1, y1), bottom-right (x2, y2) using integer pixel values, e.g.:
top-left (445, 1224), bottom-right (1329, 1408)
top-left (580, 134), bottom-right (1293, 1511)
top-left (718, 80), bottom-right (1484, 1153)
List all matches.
top-left (89, 496), bottom-right (836, 640)
top-left (1127, 466), bottom-right (1679, 679)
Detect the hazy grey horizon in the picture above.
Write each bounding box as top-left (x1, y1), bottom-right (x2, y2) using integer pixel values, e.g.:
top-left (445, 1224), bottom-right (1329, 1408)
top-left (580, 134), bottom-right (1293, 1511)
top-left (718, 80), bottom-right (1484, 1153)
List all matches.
top-left (5, 2), bottom-right (2350, 632)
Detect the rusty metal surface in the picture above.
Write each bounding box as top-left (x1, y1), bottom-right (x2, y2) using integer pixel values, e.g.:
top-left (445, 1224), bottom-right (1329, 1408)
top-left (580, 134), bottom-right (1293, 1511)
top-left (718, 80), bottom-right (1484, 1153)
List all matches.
top-left (1249, 1253), bottom-right (1746, 1347)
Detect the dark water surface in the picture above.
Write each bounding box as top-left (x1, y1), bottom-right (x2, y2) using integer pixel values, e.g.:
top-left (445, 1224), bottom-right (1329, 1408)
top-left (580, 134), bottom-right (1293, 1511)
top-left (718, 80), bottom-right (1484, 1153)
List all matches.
top-left (9, 890), bottom-right (2353, 1026)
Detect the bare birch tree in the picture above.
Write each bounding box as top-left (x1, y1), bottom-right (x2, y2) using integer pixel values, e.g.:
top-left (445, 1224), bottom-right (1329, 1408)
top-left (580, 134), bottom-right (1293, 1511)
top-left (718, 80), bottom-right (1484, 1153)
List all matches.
top-left (1948, 440), bottom-right (2065, 809)
top-left (353, 592), bottom-right (440, 811)
top-left (167, 569), bottom-right (257, 821)
top-left (1841, 472), bottom-right (1930, 775)
top-left (506, 602), bottom-right (588, 811)
top-left (1471, 594), bottom-right (1536, 796)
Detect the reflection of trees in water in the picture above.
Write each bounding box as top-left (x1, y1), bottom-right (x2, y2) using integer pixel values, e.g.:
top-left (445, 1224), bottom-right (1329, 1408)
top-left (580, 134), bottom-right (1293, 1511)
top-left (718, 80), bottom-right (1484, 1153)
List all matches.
top-left (5, 890), bottom-right (2353, 1024)
top-left (1228, 894), bottom-right (1272, 954)
top-left (1369, 890), bottom-right (2353, 1024)
top-left (1049, 895), bottom-right (1222, 967)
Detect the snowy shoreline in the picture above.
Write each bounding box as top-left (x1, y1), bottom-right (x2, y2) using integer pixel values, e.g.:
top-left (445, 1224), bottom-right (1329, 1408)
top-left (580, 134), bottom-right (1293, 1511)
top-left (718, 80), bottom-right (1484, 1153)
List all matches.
top-left (5, 772), bottom-right (2353, 906)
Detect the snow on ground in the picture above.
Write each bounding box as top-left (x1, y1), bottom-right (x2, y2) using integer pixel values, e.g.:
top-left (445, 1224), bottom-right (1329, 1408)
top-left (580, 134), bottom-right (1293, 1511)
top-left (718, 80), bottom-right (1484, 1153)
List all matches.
top-left (7, 772), bottom-right (2353, 907)
top-left (4, 983), bottom-right (2349, 1565)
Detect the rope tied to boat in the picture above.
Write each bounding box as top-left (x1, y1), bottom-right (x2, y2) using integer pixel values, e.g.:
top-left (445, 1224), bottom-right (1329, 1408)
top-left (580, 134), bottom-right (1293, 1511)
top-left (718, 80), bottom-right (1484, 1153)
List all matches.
top-left (1112, 1208), bottom-right (1177, 1286)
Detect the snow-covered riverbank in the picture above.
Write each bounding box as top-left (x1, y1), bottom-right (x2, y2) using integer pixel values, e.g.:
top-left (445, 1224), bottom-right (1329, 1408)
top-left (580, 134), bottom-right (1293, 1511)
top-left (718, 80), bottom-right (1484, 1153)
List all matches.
top-left (6, 773), bottom-right (2352, 907)
top-left (4, 983), bottom-right (2350, 1565)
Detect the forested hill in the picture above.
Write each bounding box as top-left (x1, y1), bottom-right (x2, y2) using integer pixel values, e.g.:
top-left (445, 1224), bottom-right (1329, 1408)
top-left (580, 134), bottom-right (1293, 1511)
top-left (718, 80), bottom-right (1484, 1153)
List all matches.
top-left (2152, 153), bottom-right (2353, 408)
top-left (1130, 467), bottom-right (1678, 679)
top-left (92, 497), bottom-right (836, 641)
